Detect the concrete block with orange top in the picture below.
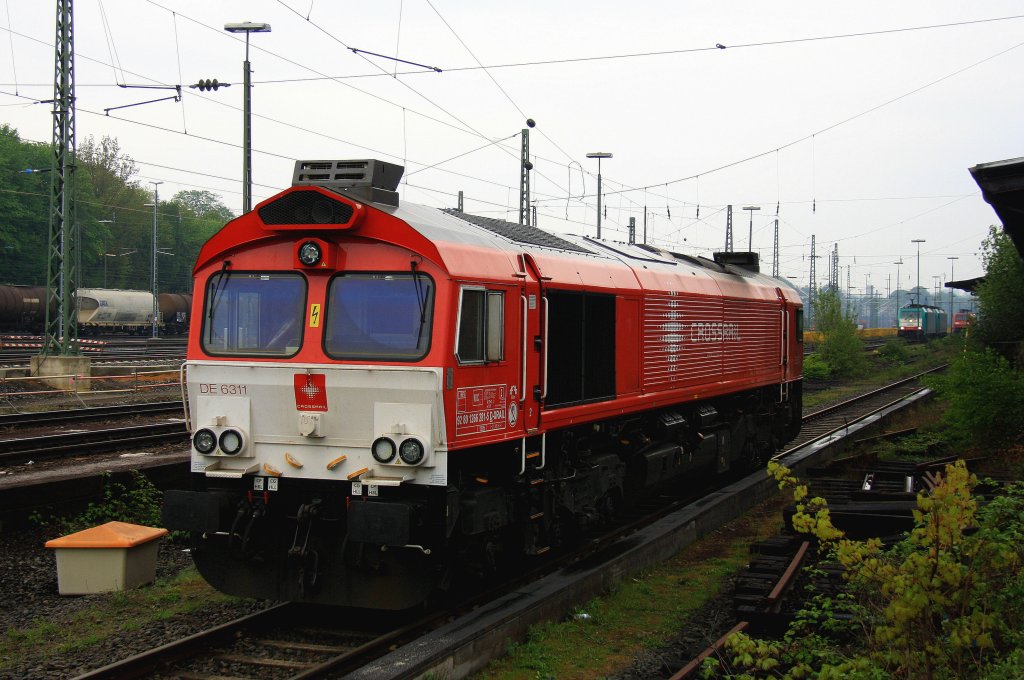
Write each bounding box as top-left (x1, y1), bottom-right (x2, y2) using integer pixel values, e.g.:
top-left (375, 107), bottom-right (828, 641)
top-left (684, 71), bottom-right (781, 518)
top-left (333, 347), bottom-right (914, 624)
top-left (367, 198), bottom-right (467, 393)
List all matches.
top-left (45, 521), bottom-right (169, 595)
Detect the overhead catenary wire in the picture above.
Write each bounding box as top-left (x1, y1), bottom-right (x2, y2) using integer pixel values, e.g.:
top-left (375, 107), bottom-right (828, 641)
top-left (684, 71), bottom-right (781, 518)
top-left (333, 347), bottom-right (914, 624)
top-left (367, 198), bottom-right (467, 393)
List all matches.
top-left (271, 0), bottom-right (573, 196)
top-left (97, 0), bottom-right (126, 86)
top-left (534, 37), bottom-right (1024, 204)
top-left (421, 0), bottom-right (577, 166)
top-left (171, 11), bottom-right (187, 134)
top-left (0, 10), bottom-right (1012, 210)
top-left (0, 3), bottom-right (1007, 272)
top-left (4, 0), bottom-right (17, 95)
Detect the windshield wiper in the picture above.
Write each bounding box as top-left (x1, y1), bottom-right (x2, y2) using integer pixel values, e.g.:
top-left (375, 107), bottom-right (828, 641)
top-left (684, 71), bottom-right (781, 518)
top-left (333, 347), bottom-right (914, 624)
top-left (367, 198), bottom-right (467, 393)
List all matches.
top-left (410, 261), bottom-right (429, 342)
top-left (207, 260), bottom-right (232, 323)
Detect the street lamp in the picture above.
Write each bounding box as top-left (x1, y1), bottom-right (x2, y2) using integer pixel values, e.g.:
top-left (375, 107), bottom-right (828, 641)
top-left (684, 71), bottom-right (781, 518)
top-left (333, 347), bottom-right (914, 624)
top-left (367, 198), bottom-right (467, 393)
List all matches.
top-left (911, 239), bottom-right (926, 305)
top-left (742, 206), bottom-right (760, 251)
top-left (146, 180), bottom-right (163, 338)
top-left (947, 256), bottom-right (959, 332)
top-left (224, 21), bottom-right (271, 214)
top-left (586, 152), bottom-right (612, 239)
top-left (893, 259), bottom-right (903, 326)
top-left (97, 218), bottom-right (114, 287)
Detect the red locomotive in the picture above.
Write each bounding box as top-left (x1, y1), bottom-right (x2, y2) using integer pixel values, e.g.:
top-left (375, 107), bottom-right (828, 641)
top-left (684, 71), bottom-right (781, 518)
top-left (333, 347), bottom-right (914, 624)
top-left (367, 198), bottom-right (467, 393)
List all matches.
top-left (952, 309), bottom-right (975, 334)
top-left (164, 160), bottom-right (804, 608)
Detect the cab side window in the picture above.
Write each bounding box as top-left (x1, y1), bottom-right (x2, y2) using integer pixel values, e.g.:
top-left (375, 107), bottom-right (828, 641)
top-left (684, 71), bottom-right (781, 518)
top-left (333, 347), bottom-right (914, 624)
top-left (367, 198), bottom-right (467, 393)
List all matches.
top-left (456, 288), bottom-right (504, 364)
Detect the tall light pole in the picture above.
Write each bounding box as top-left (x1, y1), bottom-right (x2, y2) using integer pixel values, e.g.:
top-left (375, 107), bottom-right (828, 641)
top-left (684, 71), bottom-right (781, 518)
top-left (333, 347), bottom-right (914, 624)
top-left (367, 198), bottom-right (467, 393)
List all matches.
top-left (225, 21), bottom-right (271, 214)
top-left (893, 259), bottom-right (903, 325)
top-left (147, 181), bottom-right (162, 338)
top-left (911, 239), bottom-right (925, 305)
top-left (742, 206), bottom-right (760, 251)
top-left (97, 218), bottom-right (113, 287)
top-left (586, 152), bottom-right (612, 239)
top-left (947, 256), bottom-right (958, 331)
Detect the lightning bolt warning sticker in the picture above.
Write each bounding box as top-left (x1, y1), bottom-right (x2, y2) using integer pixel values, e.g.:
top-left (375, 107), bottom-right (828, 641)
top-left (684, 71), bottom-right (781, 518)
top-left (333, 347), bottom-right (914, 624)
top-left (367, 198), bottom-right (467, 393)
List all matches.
top-left (309, 303), bottom-right (321, 328)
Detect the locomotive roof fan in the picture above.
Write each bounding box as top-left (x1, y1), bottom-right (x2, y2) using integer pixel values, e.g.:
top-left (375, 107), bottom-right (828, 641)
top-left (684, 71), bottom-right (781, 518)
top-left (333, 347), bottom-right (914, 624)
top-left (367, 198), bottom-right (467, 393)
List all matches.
top-left (257, 159), bottom-right (403, 234)
top-left (292, 159), bottom-right (404, 207)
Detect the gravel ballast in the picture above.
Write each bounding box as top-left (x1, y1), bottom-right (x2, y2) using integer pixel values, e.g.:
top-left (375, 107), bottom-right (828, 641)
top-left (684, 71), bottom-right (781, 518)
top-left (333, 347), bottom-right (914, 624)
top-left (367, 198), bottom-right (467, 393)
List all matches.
top-left (0, 525), bottom-right (271, 679)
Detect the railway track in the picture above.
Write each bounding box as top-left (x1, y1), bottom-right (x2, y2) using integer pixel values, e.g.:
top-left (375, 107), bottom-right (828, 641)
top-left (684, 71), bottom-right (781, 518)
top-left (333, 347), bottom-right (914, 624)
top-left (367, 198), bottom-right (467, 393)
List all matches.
top-left (0, 337), bottom-right (188, 366)
top-left (74, 603), bottom-right (428, 680)
top-left (669, 452), bottom-right (973, 680)
top-left (64, 369), bottom-right (940, 680)
top-left (0, 400), bottom-right (183, 428)
top-left (0, 422), bottom-right (187, 465)
top-left (780, 366), bottom-right (944, 456)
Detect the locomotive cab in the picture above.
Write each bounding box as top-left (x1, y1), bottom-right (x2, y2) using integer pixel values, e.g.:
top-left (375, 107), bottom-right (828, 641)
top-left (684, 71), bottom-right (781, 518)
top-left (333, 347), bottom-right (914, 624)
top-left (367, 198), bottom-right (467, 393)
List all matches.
top-left (165, 159), bottom-right (804, 610)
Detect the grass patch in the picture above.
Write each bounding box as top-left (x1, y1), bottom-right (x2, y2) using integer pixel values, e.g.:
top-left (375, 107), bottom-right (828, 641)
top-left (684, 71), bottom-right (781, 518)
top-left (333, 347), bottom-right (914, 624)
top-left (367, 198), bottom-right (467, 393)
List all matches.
top-left (0, 566), bottom-right (237, 671)
top-left (803, 339), bottom-right (953, 410)
top-left (474, 497), bottom-right (787, 680)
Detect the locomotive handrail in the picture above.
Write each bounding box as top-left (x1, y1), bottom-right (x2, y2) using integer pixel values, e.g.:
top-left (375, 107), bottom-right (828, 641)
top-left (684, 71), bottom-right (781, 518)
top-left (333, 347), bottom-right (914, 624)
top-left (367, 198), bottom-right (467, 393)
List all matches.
top-left (520, 295), bottom-right (527, 404)
top-left (181, 361), bottom-right (191, 432)
top-left (780, 310), bottom-right (787, 366)
top-left (541, 296), bottom-right (549, 400)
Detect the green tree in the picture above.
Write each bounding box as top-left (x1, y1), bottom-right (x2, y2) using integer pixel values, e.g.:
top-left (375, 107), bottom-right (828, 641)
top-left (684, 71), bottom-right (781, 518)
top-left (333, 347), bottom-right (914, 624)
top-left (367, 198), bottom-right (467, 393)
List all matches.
top-left (0, 126), bottom-right (228, 294)
top-left (813, 288), bottom-right (867, 378)
top-left (159, 191), bottom-right (233, 293)
top-left (929, 347), bottom-right (1024, 445)
top-left (76, 135), bottom-right (153, 290)
top-left (174, 189), bottom-right (234, 223)
top-left (0, 125), bottom-right (51, 284)
top-left (975, 226), bottom-right (1024, 360)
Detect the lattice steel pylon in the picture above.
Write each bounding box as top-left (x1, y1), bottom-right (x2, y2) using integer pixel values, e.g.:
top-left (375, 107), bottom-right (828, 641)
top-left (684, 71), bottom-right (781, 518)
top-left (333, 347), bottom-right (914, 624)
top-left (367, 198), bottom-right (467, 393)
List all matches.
top-left (43, 0), bottom-right (78, 356)
top-left (772, 218), bottom-right (779, 277)
top-left (829, 243), bottom-right (839, 292)
top-left (725, 205), bottom-right (733, 251)
top-left (808, 234), bottom-right (817, 328)
top-left (519, 126), bottom-right (531, 226)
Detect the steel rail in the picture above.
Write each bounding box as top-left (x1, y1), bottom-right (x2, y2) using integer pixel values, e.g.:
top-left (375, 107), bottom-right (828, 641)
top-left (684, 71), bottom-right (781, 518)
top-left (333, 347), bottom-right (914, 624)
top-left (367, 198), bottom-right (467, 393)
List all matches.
top-left (65, 370), bottom-right (941, 679)
top-left (0, 401), bottom-right (183, 427)
top-left (72, 603), bottom-right (296, 680)
top-left (0, 422), bottom-right (187, 463)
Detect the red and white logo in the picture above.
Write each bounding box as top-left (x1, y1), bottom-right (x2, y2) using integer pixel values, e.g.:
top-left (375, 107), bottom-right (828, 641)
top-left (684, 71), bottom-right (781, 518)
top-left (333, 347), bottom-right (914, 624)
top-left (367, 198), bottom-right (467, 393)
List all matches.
top-left (294, 374), bottom-right (328, 412)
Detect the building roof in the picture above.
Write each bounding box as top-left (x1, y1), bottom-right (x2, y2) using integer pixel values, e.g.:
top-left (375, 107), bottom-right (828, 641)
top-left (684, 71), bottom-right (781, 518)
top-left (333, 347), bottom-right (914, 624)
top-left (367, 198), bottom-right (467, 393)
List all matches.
top-left (969, 156), bottom-right (1024, 257)
top-left (945, 276), bottom-right (984, 294)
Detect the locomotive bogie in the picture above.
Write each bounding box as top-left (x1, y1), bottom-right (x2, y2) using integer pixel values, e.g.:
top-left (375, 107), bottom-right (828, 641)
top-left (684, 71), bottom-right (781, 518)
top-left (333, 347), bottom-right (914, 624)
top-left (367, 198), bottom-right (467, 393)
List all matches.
top-left (166, 159), bottom-right (804, 609)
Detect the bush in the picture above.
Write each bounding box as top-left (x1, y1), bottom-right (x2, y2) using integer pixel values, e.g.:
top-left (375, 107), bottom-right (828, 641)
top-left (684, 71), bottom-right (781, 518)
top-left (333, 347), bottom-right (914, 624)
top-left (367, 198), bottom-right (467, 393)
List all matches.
top-left (928, 347), bottom-right (1024, 445)
top-left (803, 354), bottom-right (832, 380)
top-left (710, 463), bottom-right (1024, 679)
top-left (32, 470), bottom-right (164, 535)
top-left (814, 289), bottom-right (867, 378)
top-left (877, 338), bottom-right (909, 366)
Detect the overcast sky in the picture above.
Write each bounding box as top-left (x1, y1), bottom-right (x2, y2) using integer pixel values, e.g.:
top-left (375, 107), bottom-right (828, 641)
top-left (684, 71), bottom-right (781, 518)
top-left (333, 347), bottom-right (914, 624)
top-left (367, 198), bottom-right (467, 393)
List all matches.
top-left (2, 1), bottom-right (1023, 294)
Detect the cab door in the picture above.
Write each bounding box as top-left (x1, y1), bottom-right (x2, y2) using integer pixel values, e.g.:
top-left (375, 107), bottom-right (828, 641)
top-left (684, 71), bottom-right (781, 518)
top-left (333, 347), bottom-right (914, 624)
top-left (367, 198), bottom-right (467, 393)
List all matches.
top-left (517, 253), bottom-right (545, 435)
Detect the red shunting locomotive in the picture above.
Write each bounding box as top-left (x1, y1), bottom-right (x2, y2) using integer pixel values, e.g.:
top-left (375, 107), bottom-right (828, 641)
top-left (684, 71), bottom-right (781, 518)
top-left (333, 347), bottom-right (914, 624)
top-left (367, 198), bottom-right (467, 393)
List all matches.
top-left (164, 159), bottom-right (804, 609)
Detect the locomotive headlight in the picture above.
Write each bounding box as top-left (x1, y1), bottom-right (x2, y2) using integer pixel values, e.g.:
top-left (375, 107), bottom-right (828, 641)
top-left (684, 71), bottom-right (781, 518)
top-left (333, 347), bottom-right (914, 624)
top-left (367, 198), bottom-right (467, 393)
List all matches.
top-left (398, 438), bottom-right (425, 465)
top-left (298, 240), bottom-right (322, 266)
top-left (193, 428), bottom-right (217, 455)
top-left (371, 437), bottom-right (397, 463)
top-left (218, 429), bottom-right (245, 456)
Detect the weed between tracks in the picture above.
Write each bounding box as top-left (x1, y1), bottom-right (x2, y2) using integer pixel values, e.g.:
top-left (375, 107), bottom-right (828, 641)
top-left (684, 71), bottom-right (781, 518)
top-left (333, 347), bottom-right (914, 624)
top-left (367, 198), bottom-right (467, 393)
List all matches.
top-left (1, 567), bottom-right (232, 669)
top-left (802, 338), bottom-right (952, 411)
top-left (474, 497), bottom-right (788, 680)
top-left (475, 343), bottom-right (964, 680)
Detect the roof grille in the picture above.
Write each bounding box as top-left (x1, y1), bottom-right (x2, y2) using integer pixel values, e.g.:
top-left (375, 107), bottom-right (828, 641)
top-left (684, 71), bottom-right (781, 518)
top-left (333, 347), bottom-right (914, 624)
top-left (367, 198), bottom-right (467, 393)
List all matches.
top-left (292, 159), bottom-right (404, 206)
top-left (259, 191), bottom-right (354, 225)
top-left (443, 210), bottom-right (591, 253)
